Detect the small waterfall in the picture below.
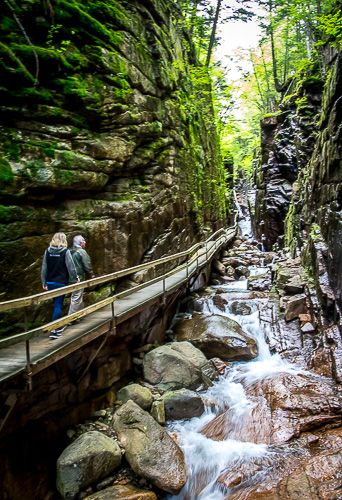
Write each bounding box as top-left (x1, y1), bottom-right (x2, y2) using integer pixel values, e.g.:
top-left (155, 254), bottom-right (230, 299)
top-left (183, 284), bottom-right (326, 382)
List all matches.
top-left (233, 186), bottom-right (256, 241)
top-left (167, 285), bottom-right (305, 499)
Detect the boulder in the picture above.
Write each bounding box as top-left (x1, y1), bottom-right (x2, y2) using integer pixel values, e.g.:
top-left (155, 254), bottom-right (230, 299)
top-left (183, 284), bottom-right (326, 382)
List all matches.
top-left (162, 388), bottom-right (205, 420)
top-left (230, 301), bottom-right (252, 315)
top-left (174, 313), bottom-right (258, 361)
top-left (201, 357), bottom-right (228, 386)
top-left (112, 400), bottom-right (187, 494)
top-left (247, 271), bottom-right (271, 291)
top-left (84, 484), bottom-right (157, 499)
top-left (143, 341), bottom-right (207, 390)
top-left (212, 294), bottom-right (228, 311)
top-left (212, 258), bottom-right (226, 276)
top-left (56, 431), bottom-right (121, 499)
top-left (150, 400), bottom-right (166, 425)
top-left (117, 383), bottom-right (153, 411)
top-left (285, 294), bottom-right (308, 322)
top-left (235, 265), bottom-right (249, 277)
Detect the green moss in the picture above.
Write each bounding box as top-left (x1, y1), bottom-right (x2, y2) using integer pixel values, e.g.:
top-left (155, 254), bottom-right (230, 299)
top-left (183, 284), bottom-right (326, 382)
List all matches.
top-left (12, 87), bottom-right (53, 103)
top-left (55, 0), bottom-right (124, 48)
top-left (0, 41), bottom-right (36, 83)
top-left (263, 111), bottom-right (282, 119)
top-left (0, 159), bottom-right (14, 187)
top-left (0, 205), bottom-right (14, 222)
top-left (3, 139), bottom-right (20, 161)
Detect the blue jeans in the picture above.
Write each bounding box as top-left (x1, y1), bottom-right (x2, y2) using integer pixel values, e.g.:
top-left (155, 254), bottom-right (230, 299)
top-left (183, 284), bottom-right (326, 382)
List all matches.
top-left (47, 282), bottom-right (66, 321)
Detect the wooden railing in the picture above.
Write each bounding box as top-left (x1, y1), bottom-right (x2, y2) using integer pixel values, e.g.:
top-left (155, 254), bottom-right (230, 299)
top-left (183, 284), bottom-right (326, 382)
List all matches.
top-left (0, 223), bottom-right (237, 352)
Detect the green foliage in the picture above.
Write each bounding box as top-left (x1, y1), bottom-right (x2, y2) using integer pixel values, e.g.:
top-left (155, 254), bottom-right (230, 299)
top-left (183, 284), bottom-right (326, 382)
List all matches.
top-left (317, 10), bottom-right (342, 46)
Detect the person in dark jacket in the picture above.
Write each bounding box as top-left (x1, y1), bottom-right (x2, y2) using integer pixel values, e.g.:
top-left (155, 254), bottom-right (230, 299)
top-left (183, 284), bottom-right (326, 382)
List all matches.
top-left (41, 232), bottom-right (78, 338)
top-left (68, 235), bottom-right (95, 317)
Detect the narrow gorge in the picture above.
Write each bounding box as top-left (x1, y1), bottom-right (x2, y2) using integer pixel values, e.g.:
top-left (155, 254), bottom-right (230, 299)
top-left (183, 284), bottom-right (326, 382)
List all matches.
top-left (0, 0), bottom-right (341, 499)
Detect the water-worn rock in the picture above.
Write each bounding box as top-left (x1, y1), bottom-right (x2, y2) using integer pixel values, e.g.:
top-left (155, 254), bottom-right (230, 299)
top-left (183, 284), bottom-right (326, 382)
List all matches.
top-left (112, 400), bottom-right (187, 494)
top-left (247, 271), bottom-right (271, 291)
top-left (84, 484), bottom-right (157, 499)
top-left (174, 313), bottom-right (258, 361)
top-left (162, 389), bottom-right (204, 420)
top-left (218, 429), bottom-right (342, 500)
top-left (117, 383), bottom-right (153, 411)
top-left (56, 431), bottom-right (122, 499)
top-left (230, 301), bottom-right (252, 315)
top-left (142, 341), bottom-right (207, 390)
top-left (201, 358), bottom-right (228, 386)
top-left (202, 372), bottom-right (341, 445)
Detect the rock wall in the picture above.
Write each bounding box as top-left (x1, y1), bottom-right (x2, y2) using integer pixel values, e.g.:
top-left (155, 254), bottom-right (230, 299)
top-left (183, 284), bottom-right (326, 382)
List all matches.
top-left (0, 0), bottom-right (227, 301)
top-left (256, 48), bottom-right (341, 316)
top-left (255, 76), bottom-right (322, 249)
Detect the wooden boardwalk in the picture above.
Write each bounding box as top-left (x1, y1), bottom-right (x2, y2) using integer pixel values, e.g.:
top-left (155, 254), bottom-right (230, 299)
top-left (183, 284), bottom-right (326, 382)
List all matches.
top-left (0, 227), bottom-right (236, 386)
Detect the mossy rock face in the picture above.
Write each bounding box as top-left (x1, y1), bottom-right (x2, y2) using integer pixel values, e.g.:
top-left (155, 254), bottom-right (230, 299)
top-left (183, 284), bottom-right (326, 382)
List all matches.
top-left (0, 0), bottom-right (227, 303)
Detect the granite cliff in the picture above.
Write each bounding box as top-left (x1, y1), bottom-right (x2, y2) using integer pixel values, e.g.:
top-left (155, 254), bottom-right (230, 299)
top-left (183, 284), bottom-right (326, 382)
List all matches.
top-left (255, 48), bottom-right (342, 317)
top-left (0, 0), bottom-right (227, 301)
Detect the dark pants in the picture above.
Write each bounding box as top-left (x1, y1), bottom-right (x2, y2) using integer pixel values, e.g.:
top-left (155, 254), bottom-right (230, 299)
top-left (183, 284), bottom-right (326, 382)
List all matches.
top-left (47, 282), bottom-right (66, 321)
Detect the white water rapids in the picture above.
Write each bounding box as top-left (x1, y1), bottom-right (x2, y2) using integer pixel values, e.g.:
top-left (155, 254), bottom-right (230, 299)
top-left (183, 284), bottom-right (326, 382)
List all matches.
top-left (167, 279), bottom-right (305, 500)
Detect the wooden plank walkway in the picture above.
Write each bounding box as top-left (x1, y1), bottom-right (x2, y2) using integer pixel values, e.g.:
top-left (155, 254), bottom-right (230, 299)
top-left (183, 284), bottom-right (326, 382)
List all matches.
top-left (0, 229), bottom-right (236, 385)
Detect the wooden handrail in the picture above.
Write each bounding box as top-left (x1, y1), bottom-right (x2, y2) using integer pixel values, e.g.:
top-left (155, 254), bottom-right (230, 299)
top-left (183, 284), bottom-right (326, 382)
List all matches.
top-left (0, 227), bottom-right (229, 313)
top-left (0, 224), bottom-right (237, 358)
top-left (0, 228), bottom-right (235, 348)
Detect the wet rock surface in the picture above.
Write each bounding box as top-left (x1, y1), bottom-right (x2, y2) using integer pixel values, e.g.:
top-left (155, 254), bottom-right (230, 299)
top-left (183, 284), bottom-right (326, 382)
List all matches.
top-left (174, 313), bottom-right (258, 361)
top-left (56, 431), bottom-right (122, 499)
top-left (112, 400), bottom-right (187, 494)
top-left (142, 341), bottom-right (207, 390)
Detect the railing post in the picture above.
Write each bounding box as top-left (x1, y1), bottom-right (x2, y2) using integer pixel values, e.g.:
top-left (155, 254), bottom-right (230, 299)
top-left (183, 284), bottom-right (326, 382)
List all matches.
top-left (23, 308), bottom-right (32, 391)
top-left (162, 263), bottom-right (166, 305)
top-left (110, 285), bottom-right (116, 335)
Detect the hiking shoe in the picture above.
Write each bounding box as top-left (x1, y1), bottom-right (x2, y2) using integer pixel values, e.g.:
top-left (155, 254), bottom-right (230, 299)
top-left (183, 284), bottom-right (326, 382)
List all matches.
top-left (49, 326), bottom-right (65, 339)
top-left (55, 326), bottom-right (66, 334)
top-left (49, 331), bottom-right (59, 339)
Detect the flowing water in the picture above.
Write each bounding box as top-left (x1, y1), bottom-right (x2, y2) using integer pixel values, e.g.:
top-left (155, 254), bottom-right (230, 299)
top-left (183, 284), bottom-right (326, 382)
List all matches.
top-left (167, 277), bottom-right (306, 500)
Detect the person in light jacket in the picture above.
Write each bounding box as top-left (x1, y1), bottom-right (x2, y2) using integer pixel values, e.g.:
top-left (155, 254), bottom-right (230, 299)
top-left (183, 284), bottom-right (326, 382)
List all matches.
top-left (41, 232), bottom-right (78, 337)
top-left (68, 234), bottom-right (95, 318)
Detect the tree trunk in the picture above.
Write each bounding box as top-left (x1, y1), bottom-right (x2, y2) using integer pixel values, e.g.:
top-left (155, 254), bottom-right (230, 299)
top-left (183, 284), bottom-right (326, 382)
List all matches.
top-left (205, 0), bottom-right (222, 67)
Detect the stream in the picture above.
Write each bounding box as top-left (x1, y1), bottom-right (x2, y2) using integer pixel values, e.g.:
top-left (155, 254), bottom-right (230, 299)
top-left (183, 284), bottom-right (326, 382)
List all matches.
top-left (165, 193), bottom-right (341, 499)
top-left (167, 277), bottom-right (304, 499)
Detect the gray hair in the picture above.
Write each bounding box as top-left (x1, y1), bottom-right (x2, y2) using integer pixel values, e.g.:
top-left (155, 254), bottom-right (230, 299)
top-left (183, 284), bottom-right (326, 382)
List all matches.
top-left (73, 234), bottom-right (85, 246)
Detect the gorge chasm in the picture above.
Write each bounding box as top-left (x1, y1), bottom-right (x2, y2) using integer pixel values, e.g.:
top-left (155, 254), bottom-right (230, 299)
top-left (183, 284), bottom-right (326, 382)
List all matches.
top-left (0, 0), bottom-right (341, 499)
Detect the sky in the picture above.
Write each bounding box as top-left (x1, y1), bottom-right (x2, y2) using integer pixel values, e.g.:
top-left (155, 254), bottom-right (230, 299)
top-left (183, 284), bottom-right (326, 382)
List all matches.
top-left (216, 18), bottom-right (262, 81)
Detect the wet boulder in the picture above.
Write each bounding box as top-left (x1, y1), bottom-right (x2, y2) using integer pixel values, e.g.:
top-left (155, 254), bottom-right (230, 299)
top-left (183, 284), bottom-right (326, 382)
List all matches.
top-left (174, 313), bottom-right (258, 361)
top-left (201, 357), bottom-right (229, 386)
top-left (112, 400), bottom-right (187, 494)
top-left (247, 271), bottom-right (271, 291)
top-left (161, 388), bottom-right (205, 420)
top-left (230, 301), bottom-right (252, 315)
top-left (143, 341), bottom-right (207, 390)
top-left (56, 431), bottom-right (122, 499)
top-left (117, 383), bottom-right (153, 411)
top-left (235, 265), bottom-right (249, 277)
top-left (212, 258), bottom-right (226, 276)
top-left (222, 257), bottom-right (248, 268)
top-left (212, 294), bottom-right (228, 311)
top-left (84, 484), bottom-right (157, 499)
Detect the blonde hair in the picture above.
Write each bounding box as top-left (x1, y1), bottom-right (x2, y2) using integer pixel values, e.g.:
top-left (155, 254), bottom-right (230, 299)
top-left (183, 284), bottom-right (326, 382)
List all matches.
top-left (50, 232), bottom-right (67, 248)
